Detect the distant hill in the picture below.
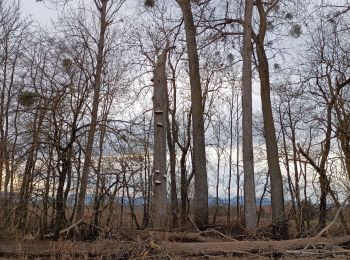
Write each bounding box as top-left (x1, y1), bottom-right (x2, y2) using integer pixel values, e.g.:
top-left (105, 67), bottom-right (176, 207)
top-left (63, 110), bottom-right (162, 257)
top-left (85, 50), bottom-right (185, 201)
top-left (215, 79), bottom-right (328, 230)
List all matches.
top-left (64, 194), bottom-right (271, 206)
top-left (208, 196), bottom-right (271, 206)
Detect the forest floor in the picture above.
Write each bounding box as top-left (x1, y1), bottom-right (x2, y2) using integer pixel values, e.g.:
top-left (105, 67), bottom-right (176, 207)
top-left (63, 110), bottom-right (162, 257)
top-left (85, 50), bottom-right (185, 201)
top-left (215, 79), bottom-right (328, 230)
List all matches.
top-left (1, 232), bottom-right (350, 259)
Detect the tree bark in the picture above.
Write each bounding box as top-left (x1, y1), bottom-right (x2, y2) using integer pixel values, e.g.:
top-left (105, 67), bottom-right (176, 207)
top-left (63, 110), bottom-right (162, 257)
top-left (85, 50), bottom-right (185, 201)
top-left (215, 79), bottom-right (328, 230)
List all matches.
top-left (227, 89), bottom-right (234, 226)
top-left (152, 46), bottom-right (169, 228)
top-left (178, 112), bottom-right (191, 225)
top-left (255, 0), bottom-right (287, 239)
top-left (242, 0), bottom-right (257, 231)
top-left (177, 0), bottom-right (209, 229)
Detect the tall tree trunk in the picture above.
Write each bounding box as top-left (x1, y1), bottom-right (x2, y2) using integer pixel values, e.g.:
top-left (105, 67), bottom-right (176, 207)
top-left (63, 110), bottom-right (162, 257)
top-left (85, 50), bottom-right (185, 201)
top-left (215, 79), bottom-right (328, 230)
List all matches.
top-left (0, 36), bottom-right (9, 194)
top-left (235, 90), bottom-right (241, 223)
top-left (255, 0), bottom-right (287, 239)
top-left (177, 0), bottom-right (208, 229)
top-left (242, 0), bottom-right (257, 231)
top-left (167, 61), bottom-right (179, 228)
top-left (152, 46), bottom-right (169, 228)
top-left (92, 100), bottom-right (111, 236)
top-left (227, 87), bottom-right (234, 226)
top-left (75, 0), bottom-right (108, 222)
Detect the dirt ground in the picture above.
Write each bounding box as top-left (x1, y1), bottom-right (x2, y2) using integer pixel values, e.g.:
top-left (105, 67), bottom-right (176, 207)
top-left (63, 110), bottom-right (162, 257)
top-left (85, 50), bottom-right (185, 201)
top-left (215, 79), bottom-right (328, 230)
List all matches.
top-left (0, 234), bottom-right (350, 259)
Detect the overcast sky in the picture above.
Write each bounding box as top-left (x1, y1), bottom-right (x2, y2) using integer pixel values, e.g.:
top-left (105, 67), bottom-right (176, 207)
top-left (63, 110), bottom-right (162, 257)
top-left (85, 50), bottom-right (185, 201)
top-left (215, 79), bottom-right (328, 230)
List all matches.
top-left (21, 0), bottom-right (139, 26)
top-left (20, 0), bottom-right (58, 26)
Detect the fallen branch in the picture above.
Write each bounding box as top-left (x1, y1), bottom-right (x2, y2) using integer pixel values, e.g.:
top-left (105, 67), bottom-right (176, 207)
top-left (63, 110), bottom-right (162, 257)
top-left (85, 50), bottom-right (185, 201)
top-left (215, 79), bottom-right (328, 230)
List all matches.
top-left (317, 194), bottom-right (350, 237)
top-left (43, 209), bottom-right (103, 238)
top-left (43, 218), bottom-right (84, 238)
top-left (200, 228), bottom-right (238, 242)
top-left (187, 216), bottom-right (237, 241)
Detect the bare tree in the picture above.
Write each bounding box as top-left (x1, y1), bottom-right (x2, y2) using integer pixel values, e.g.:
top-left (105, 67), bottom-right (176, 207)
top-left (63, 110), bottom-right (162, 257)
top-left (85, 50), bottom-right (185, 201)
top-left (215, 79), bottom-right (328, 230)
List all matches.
top-left (75, 0), bottom-right (125, 222)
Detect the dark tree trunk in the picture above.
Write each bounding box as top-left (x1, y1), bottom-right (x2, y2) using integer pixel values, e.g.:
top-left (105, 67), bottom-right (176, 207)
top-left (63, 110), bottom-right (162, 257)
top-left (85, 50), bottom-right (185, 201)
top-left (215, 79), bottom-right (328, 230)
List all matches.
top-left (54, 153), bottom-right (70, 238)
top-left (167, 65), bottom-right (179, 228)
top-left (255, 0), bottom-right (287, 239)
top-left (177, 0), bottom-right (208, 229)
top-left (178, 112), bottom-right (191, 225)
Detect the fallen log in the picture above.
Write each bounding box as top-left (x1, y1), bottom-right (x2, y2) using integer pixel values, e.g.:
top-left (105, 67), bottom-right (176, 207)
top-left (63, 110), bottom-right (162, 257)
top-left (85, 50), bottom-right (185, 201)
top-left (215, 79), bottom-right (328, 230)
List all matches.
top-left (162, 235), bottom-right (350, 257)
top-left (1, 236), bottom-right (350, 258)
top-left (0, 240), bottom-right (90, 258)
top-left (0, 240), bottom-right (136, 258)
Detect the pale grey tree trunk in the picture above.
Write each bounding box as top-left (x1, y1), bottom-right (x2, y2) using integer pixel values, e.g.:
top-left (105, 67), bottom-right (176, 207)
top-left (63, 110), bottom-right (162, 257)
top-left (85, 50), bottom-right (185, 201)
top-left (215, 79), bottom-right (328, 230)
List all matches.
top-left (152, 46), bottom-right (169, 228)
top-left (242, 0), bottom-right (257, 230)
top-left (177, 0), bottom-right (208, 228)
